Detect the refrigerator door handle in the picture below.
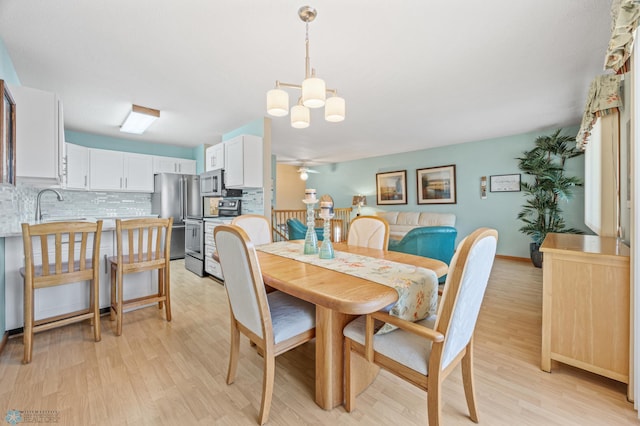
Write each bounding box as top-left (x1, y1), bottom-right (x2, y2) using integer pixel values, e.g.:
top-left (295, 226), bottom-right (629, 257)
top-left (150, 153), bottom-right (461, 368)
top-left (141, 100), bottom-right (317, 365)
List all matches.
top-left (179, 176), bottom-right (185, 221)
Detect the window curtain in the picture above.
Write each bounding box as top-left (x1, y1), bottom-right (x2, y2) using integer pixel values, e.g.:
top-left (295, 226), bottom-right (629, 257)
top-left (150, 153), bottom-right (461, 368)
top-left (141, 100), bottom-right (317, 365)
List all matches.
top-left (605, 0), bottom-right (640, 73)
top-left (576, 74), bottom-right (623, 149)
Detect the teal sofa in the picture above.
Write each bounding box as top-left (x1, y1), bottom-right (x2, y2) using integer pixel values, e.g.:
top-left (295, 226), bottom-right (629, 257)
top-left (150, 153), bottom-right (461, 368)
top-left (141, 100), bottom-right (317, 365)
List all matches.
top-left (287, 218), bottom-right (324, 241)
top-left (388, 226), bottom-right (457, 282)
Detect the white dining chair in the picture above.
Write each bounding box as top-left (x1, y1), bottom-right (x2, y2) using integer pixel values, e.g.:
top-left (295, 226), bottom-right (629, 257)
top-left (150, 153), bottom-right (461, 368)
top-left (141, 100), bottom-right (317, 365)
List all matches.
top-left (347, 216), bottom-right (390, 249)
top-left (343, 227), bottom-right (498, 425)
top-left (214, 224), bottom-right (316, 425)
top-left (231, 214), bottom-right (272, 245)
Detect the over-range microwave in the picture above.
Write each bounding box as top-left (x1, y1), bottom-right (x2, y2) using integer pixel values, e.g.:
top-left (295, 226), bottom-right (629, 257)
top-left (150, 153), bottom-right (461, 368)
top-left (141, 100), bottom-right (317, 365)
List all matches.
top-left (200, 169), bottom-right (223, 196)
top-left (199, 169), bottom-right (242, 197)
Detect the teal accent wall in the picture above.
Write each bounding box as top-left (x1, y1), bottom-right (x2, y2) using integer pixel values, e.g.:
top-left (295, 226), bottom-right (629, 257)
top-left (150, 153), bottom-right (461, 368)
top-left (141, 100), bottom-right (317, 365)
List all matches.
top-left (194, 144), bottom-right (206, 174)
top-left (0, 38), bottom-right (20, 85)
top-left (0, 36), bottom-right (19, 339)
top-left (306, 127), bottom-right (588, 258)
top-left (222, 118), bottom-right (264, 141)
top-left (65, 130), bottom-right (196, 159)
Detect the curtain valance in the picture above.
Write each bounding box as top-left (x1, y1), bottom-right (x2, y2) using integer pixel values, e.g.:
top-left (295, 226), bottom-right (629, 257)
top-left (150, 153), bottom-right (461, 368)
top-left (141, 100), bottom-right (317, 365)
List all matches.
top-left (605, 0), bottom-right (640, 72)
top-left (576, 74), bottom-right (622, 149)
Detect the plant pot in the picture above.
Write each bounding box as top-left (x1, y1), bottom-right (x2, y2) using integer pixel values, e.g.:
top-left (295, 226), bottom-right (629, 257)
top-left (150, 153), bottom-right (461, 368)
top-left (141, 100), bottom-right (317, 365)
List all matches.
top-left (530, 242), bottom-right (543, 268)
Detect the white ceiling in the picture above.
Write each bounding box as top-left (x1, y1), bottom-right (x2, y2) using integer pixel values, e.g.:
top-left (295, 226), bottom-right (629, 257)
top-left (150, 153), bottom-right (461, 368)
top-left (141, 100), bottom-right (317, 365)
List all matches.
top-left (0, 1), bottom-right (613, 165)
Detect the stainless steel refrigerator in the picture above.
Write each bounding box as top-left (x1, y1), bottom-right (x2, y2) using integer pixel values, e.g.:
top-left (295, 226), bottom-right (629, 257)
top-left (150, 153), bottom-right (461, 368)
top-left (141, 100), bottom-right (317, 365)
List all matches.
top-left (151, 173), bottom-right (202, 260)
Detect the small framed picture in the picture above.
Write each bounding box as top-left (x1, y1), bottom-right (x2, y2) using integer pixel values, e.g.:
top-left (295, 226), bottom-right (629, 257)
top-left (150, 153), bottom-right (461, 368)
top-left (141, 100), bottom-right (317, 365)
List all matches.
top-left (490, 174), bottom-right (521, 192)
top-left (417, 165), bottom-right (456, 204)
top-left (376, 170), bottom-right (407, 205)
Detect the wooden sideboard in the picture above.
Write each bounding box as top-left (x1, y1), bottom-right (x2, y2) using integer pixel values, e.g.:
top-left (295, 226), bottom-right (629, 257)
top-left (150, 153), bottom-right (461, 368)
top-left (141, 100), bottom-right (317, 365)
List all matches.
top-left (540, 233), bottom-right (631, 398)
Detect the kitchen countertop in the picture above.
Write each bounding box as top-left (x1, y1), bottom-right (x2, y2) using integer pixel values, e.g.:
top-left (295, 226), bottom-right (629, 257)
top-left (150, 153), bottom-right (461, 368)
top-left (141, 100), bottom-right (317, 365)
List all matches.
top-left (0, 215), bottom-right (160, 238)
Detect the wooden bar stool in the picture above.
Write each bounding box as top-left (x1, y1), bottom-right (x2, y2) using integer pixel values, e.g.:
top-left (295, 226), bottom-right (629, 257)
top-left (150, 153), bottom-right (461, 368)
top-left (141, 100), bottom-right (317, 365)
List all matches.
top-left (108, 217), bottom-right (173, 336)
top-left (20, 220), bottom-right (103, 364)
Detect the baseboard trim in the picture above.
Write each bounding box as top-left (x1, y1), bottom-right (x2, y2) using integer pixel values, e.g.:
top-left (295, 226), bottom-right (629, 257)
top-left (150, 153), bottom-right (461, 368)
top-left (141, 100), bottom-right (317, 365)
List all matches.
top-left (496, 254), bottom-right (532, 263)
top-left (0, 331), bottom-right (8, 355)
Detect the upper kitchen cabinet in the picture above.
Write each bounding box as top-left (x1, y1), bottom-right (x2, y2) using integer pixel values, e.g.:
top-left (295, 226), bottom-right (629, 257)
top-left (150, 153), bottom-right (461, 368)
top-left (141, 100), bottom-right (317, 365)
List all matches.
top-left (8, 84), bottom-right (65, 184)
top-left (153, 156), bottom-right (196, 175)
top-left (124, 153), bottom-right (155, 191)
top-left (65, 143), bottom-right (89, 190)
top-left (205, 143), bottom-right (224, 171)
top-left (89, 149), bottom-right (154, 192)
top-left (224, 134), bottom-right (263, 188)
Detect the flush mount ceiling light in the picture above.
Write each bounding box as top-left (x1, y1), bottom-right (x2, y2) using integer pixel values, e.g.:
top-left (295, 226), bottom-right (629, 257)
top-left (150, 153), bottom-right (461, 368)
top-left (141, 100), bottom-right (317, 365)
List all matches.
top-left (267, 6), bottom-right (345, 129)
top-left (120, 104), bottom-right (160, 134)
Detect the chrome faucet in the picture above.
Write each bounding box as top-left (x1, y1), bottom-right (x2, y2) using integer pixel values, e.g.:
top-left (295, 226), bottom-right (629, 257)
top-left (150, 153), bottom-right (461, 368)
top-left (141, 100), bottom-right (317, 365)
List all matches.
top-left (35, 189), bottom-right (64, 221)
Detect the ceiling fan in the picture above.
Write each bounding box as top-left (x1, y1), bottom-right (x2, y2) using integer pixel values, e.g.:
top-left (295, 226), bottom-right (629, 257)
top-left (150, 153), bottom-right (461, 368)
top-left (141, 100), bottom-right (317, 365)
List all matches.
top-left (297, 166), bottom-right (319, 181)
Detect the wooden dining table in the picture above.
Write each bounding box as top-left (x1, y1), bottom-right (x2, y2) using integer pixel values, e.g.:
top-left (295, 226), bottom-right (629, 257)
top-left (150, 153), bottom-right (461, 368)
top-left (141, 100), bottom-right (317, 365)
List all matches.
top-left (254, 241), bottom-right (448, 410)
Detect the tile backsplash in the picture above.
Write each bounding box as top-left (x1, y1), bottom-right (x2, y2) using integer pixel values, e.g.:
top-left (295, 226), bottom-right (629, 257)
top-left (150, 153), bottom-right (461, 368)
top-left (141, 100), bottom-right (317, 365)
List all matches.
top-left (0, 183), bottom-right (265, 235)
top-left (0, 183), bottom-right (151, 234)
top-left (240, 189), bottom-right (264, 215)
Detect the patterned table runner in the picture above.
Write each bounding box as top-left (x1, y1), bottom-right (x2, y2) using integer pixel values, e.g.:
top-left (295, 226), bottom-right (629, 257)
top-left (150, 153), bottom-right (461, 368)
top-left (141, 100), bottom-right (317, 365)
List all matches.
top-left (257, 241), bottom-right (438, 334)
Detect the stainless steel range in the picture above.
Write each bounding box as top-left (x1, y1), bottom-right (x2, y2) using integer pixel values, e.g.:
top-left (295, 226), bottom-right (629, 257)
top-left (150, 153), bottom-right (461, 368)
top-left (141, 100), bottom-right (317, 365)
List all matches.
top-left (203, 199), bottom-right (242, 280)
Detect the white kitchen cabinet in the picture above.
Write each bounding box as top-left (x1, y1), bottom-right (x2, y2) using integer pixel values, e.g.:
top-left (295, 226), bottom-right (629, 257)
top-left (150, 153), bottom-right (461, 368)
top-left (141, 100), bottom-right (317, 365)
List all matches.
top-left (124, 153), bottom-right (154, 191)
top-left (9, 84), bottom-right (65, 183)
top-left (204, 219), bottom-right (227, 280)
top-left (65, 143), bottom-right (89, 190)
top-left (224, 134), bottom-right (263, 188)
top-left (153, 156), bottom-right (196, 174)
top-left (4, 229), bottom-right (157, 331)
top-left (177, 158), bottom-right (196, 174)
top-left (89, 149), bottom-right (124, 190)
top-left (89, 149), bottom-right (154, 192)
top-left (205, 143), bottom-right (225, 171)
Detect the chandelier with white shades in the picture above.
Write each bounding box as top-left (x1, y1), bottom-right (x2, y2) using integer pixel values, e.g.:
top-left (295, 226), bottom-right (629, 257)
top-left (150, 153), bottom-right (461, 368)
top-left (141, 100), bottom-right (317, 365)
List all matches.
top-left (266, 6), bottom-right (345, 129)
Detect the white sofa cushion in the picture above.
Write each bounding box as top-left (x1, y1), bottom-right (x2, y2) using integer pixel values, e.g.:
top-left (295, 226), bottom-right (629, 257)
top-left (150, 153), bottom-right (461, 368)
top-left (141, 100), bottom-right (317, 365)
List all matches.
top-left (376, 211), bottom-right (456, 240)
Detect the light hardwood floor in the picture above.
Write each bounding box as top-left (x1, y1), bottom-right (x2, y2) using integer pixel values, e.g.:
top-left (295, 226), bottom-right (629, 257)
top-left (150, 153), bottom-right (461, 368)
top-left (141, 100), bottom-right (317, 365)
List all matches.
top-left (0, 258), bottom-right (637, 425)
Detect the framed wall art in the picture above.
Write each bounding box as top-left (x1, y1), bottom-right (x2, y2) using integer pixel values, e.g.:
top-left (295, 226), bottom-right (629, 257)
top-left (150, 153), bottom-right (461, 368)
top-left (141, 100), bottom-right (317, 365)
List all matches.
top-left (417, 164), bottom-right (456, 204)
top-left (0, 80), bottom-right (16, 185)
top-left (490, 174), bottom-right (521, 192)
top-left (376, 170), bottom-right (407, 205)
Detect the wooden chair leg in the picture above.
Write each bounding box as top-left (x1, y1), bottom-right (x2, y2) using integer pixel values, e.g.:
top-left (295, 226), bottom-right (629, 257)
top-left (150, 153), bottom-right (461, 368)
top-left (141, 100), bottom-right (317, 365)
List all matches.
top-left (344, 339), bottom-right (355, 412)
top-left (116, 267), bottom-right (124, 336)
top-left (461, 344), bottom-right (479, 423)
top-left (427, 375), bottom-right (442, 426)
top-left (157, 268), bottom-right (164, 310)
top-left (23, 281), bottom-right (34, 364)
top-left (92, 278), bottom-right (101, 342)
top-left (109, 263), bottom-right (116, 321)
top-left (258, 350), bottom-right (275, 425)
top-left (164, 264), bottom-right (171, 321)
top-left (227, 319), bottom-right (240, 385)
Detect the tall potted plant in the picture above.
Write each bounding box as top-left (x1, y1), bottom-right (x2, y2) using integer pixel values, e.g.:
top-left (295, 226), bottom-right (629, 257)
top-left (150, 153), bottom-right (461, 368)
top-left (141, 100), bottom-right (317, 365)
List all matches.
top-left (517, 129), bottom-right (584, 267)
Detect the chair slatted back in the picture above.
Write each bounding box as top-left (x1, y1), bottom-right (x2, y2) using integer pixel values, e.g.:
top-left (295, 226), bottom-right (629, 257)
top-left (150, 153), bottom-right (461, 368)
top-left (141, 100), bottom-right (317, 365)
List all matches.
top-left (115, 218), bottom-right (173, 271)
top-left (21, 221), bottom-right (103, 288)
